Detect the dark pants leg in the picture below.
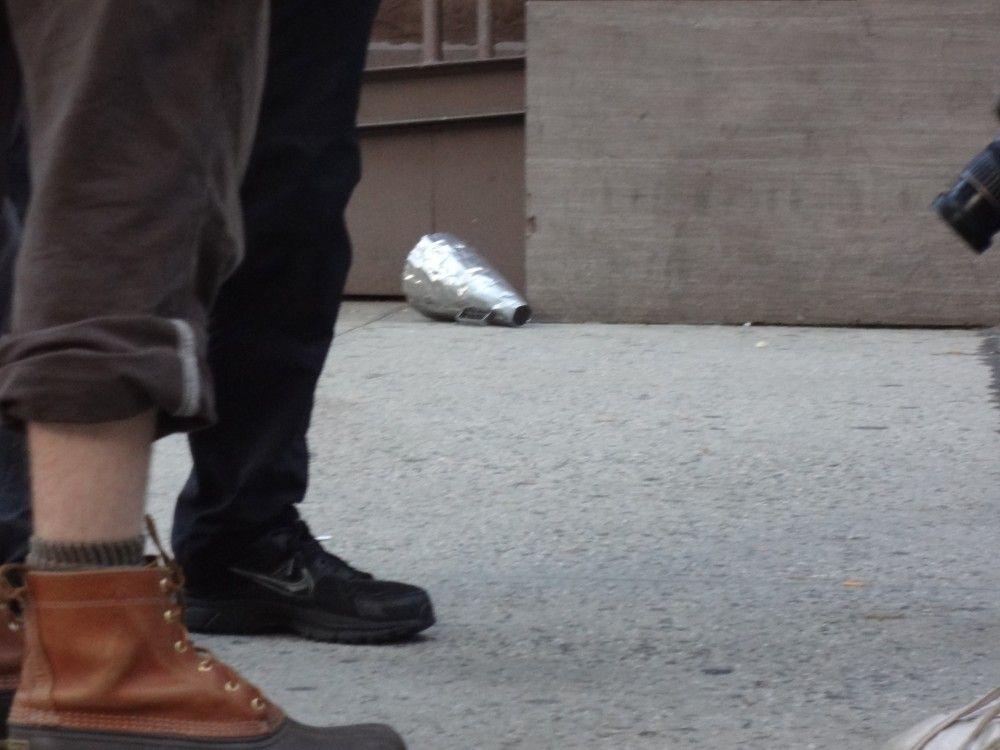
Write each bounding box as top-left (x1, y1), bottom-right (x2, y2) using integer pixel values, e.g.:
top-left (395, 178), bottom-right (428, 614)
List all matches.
top-left (0, 2), bottom-right (28, 564)
top-left (172, 0), bottom-right (380, 575)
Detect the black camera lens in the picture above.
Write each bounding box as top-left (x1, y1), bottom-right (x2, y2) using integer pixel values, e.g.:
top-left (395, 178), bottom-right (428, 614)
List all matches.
top-left (933, 140), bottom-right (1000, 254)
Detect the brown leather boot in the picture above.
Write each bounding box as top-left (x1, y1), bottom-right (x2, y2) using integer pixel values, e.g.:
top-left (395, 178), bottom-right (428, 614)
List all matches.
top-left (1, 563), bottom-right (405, 749)
top-left (0, 597), bottom-right (22, 739)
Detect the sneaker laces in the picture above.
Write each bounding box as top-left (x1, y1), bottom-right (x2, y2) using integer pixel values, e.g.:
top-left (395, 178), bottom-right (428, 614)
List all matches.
top-left (286, 520), bottom-right (372, 582)
top-left (906, 687), bottom-right (1000, 750)
top-left (146, 517), bottom-right (269, 714)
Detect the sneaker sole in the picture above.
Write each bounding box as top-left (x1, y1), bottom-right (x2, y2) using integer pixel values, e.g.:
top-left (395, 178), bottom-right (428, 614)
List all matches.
top-left (183, 598), bottom-right (435, 645)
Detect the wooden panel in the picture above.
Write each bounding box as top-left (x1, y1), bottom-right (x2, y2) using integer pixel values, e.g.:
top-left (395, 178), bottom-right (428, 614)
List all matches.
top-left (374, 0), bottom-right (525, 44)
top-left (346, 130), bottom-right (435, 295)
top-left (526, 0), bottom-right (1000, 324)
top-left (434, 122), bottom-right (526, 291)
top-left (346, 119), bottom-right (525, 296)
top-left (359, 58), bottom-right (524, 127)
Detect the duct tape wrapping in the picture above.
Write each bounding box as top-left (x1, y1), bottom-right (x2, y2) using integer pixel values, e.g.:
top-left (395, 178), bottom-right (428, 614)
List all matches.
top-left (402, 233), bottom-right (532, 327)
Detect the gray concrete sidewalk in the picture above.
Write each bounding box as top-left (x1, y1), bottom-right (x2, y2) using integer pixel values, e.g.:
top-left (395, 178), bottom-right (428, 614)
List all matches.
top-left (148, 303), bottom-right (1000, 750)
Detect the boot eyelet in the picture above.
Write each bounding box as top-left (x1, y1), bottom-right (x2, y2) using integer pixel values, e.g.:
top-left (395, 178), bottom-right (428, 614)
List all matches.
top-left (7, 621), bottom-right (19, 632)
top-left (251, 697), bottom-right (266, 712)
top-left (225, 681), bottom-right (240, 692)
top-left (174, 640), bottom-right (189, 654)
top-left (198, 660), bottom-right (214, 672)
top-left (163, 609), bottom-right (178, 623)
top-left (159, 578), bottom-right (172, 593)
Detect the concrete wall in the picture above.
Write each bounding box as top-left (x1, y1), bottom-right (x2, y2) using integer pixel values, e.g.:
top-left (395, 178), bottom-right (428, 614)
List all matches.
top-left (525, 0), bottom-right (1000, 325)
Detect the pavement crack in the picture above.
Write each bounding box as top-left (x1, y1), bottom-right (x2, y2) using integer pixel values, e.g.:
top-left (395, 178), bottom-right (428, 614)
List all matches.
top-left (335, 304), bottom-right (409, 337)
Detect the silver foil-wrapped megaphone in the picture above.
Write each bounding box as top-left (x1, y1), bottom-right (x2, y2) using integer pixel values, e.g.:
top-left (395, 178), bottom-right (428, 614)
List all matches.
top-left (402, 233), bottom-right (532, 327)
top-left (882, 687), bottom-right (1000, 750)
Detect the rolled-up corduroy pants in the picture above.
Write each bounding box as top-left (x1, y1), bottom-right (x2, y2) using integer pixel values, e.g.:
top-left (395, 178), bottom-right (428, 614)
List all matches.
top-left (0, 0), bottom-right (269, 434)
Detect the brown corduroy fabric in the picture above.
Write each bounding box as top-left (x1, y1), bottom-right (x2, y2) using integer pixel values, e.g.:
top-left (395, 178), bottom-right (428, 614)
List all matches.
top-left (0, 0), bottom-right (270, 436)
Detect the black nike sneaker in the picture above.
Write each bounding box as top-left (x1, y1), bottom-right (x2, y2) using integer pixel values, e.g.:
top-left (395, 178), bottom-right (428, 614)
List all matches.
top-left (182, 521), bottom-right (435, 644)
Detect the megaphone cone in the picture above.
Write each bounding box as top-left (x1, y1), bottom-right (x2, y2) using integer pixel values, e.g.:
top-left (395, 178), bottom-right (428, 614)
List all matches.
top-left (402, 233), bottom-right (532, 327)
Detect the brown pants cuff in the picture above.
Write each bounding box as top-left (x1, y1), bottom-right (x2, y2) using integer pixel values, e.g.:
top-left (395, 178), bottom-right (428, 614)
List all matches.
top-left (0, 315), bottom-right (215, 435)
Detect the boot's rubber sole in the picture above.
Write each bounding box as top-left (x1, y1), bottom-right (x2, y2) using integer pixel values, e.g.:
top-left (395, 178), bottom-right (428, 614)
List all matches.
top-left (1, 689), bottom-right (13, 739)
top-left (184, 598), bottom-right (435, 645)
top-left (9, 720), bottom-right (405, 749)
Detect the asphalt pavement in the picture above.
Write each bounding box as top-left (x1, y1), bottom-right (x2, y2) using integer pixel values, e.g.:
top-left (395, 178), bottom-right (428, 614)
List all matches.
top-left (148, 303), bottom-right (1000, 750)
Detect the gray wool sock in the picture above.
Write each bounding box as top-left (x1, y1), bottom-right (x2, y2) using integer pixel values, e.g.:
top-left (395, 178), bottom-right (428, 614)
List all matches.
top-left (26, 536), bottom-right (145, 570)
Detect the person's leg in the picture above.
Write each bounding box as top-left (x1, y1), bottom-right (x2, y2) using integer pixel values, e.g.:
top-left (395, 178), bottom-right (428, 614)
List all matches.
top-left (0, 1), bottom-right (24, 730)
top-left (0, 1), bottom-right (398, 747)
top-left (10, 105), bottom-right (149, 548)
top-left (27, 414), bottom-right (153, 544)
top-left (172, 0), bottom-right (380, 563)
top-left (172, 0), bottom-right (433, 645)
top-left (0, 0), bottom-right (265, 431)
top-left (0, 203), bottom-right (29, 565)
top-left (0, 0), bottom-right (29, 567)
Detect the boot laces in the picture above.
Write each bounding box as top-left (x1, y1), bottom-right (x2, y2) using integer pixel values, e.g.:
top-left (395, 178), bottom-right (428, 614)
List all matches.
top-left (0, 564), bottom-right (25, 631)
top-left (147, 517), bottom-right (269, 714)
